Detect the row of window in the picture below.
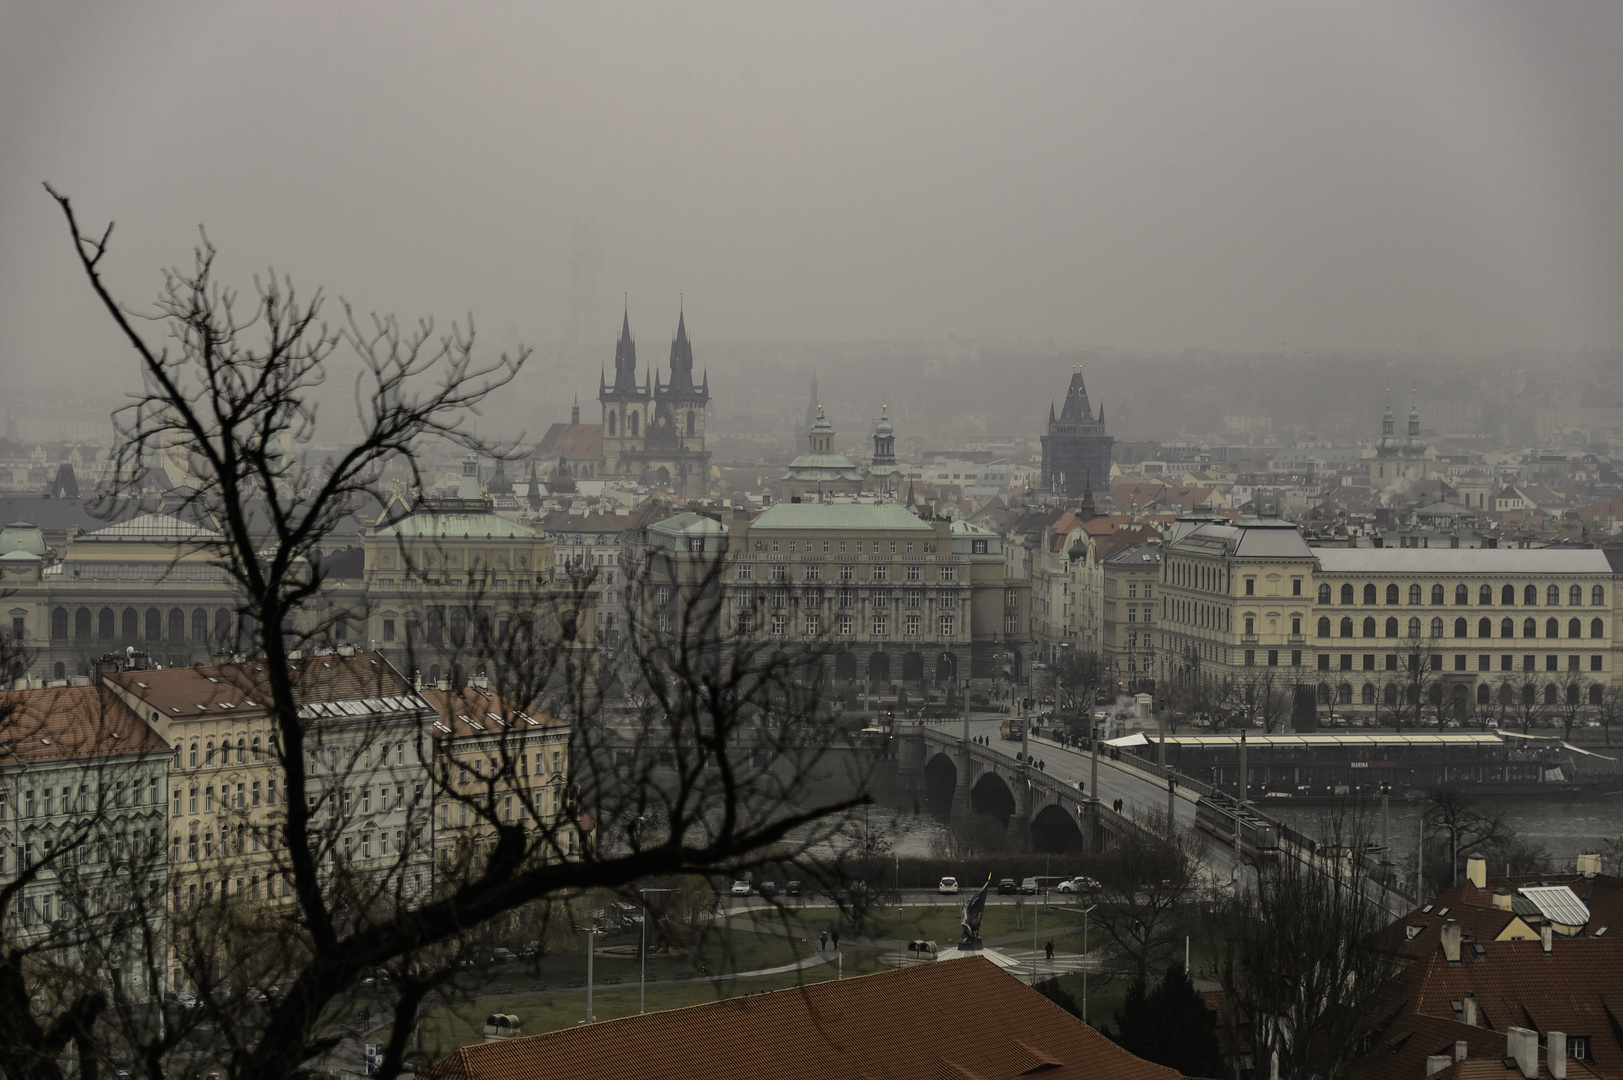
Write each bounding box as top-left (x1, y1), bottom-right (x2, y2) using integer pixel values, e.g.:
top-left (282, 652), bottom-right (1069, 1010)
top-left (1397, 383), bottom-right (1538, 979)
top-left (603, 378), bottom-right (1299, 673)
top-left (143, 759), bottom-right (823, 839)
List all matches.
top-left (48, 605), bottom-right (237, 643)
top-left (729, 588), bottom-right (956, 610)
top-left (750, 539), bottom-right (938, 555)
top-left (1320, 582), bottom-right (1606, 607)
top-left (6, 779), bottom-right (162, 819)
top-left (1311, 652), bottom-right (1605, 673)
top-left (1316, 615), bottom-right (1606, 640)
top-left (1315, 681), bottom-right (1604, 709)
top-left (739, 563), bottom-right (955, 582)
top-left (743, 613), bottom-right (955, 638)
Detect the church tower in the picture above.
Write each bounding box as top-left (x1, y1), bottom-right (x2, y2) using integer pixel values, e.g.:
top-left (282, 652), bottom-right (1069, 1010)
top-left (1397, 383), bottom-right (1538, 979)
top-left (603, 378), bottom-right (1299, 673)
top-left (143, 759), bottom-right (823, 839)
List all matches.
top-left (1039, 369), bottom-right (1113, 498)
top-left (599, 307), bottom-right (650, 476)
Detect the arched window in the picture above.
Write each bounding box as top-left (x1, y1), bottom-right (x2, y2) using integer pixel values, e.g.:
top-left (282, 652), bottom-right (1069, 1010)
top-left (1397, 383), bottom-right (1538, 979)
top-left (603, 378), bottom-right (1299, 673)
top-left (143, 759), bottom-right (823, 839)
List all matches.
top-left (1384, 684), bottom-right (1399, 707)
top-left (629, 412), bottom-right (639, 436)
top-left (1362, 617), bottom-right (1376, 637)
top-left (1544, 684), bottom-right (1559, 706)
top-left (98, 607), bottom-right (115, 639)
top-left (1317, 682), bottom-right (1330, 705)
top-left (205, 741), bottom-right (215, 766)
top-left (238, 737), bottom-right (246, 763)
top-left (1386, 617), bottom-right (1399, 637)
top-left (1408, 584), bottom-right (1422, 605)
top-left (1522, 684), bottom-right (1537, 707)
top-left (75, 607), bottom-right (92, 639)
top-left (215, 608), bottom-right (232, 644)
top-left (1318, 584), bottom-right (1331, 604)
top-left (1592, 618), bottom-right (1605, 639)
top-left (1548, 585), bottom-right (1561, 605)
top-left (1567, 683), bottom-right (1582, 706)
top-left (1480, 584), bottom-right (1493, 605)
top-left (1477, 684), bottom-right (1491, 706)
top-left (1479, 617), bottom-right (1492, 638)
top-left (1454, 618), bottom-right (1467, 638)
top-left (1340, 584), bottom-right (1354, 605)
top-left (1363, 584), bottom-right (1377, 605)
top-left (121, 607), bottom-right (138, 639)
top-left (1338, 683), bottom-right (1352, 704)
top-left (1340, 617), bottom-right (1354, 638)
top-left (686, 412), bottom-right (695, 436)
top-left (1456, 584), bottom-right (1469, 605)
top-left (1524, 584), bottom-right (1538, 606)
top-left (1571, 584), bottom-right (1583, 606)
top-left (1361, 683), bottom-right (1376, 705)
top-left (220, 741), bottom-right (230, 766)
top-left (1594, 585), bottom-right (1606, 606)
top-left (1316, 617), bottom-right (1331, 638)
top-left (1428, 684), bottom-right (1444, 707)
top-left (1523, 618), bottom-right (1537, 638)
top-left (607, 412), bottom-right (617, 436)
top-left (1501, 618), bottom-right (1515, 638)
top-left (1502, 584), bottom-right (1516, 605)
top-left (1545, 618), bottom-right (1559, 638)
top-left (1386, 584), bottom-right (1400, 605)
top-left (144, 607), bottom-right (162, 639)
top-left (1407, 617), bottom-right (1421, 638)
top-left (1431, 584), bottom-right (1445, 605)
top-left (1430, 617), bottom-right (1443, 638)
top-left (1569, 618), bottom-right (1582, 638)
top-left (168, 608), bottom-right (185, 641)
top-left (53, 661), bottom-right (65, 681)
top-left (1590, 685), bottom-right (1605, 707)
top-left (51, 607), bottom-right (68, 640)
top-left (192, 608), bottom-right (208, 641)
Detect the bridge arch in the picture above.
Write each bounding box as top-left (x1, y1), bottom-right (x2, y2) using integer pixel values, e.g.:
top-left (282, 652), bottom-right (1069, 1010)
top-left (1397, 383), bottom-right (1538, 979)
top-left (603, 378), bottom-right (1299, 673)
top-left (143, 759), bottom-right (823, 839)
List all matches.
top-left (922, 753), bottom-right (958, 820)
top-left (969, 770), bottom-right (1016, 828)
top-left (1031, 802), bottom-right (1085, 854)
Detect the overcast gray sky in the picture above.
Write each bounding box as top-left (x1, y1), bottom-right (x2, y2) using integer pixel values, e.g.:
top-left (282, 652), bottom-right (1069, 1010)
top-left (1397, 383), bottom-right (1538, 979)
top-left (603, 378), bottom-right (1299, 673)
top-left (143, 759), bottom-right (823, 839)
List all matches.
top-left (4, 0), bottom-right (1622, 395)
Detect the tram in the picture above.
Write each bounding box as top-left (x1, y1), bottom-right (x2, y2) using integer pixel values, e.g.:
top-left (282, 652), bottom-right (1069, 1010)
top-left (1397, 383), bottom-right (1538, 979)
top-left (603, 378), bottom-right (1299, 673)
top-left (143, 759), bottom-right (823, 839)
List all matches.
top-left (1195, 796), bottom-right (1280, 860)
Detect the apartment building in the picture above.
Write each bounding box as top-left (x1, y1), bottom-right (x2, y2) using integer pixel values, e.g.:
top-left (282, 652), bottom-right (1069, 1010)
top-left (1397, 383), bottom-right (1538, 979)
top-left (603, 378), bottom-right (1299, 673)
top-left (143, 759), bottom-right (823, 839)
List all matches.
top-left (1102, 540), bottom-right (1161, 693)
top-left (0, 684), bottom-right (171, 1001)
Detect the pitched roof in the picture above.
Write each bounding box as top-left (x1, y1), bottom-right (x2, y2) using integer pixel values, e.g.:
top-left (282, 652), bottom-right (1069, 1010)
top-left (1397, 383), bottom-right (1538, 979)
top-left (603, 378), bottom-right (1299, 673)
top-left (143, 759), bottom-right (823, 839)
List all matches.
top-left (533, 422), bottom-right (603, 460)
top-left (750, 503), bottom-right (934, 532)
top-left (416, 684), bottom-right (565, 743)
top-left (0, 684), bottom-right (168, 766)
top-left (104, 652), bottom-right (418, 720)
top-left (420, 958), bottom-right (1186, 1080)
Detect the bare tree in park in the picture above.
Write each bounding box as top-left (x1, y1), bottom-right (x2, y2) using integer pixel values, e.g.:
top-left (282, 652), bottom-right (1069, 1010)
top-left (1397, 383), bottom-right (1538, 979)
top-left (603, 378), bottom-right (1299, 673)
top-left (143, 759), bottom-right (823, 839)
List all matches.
top-left (6, 189), bottom-right (872, 1080)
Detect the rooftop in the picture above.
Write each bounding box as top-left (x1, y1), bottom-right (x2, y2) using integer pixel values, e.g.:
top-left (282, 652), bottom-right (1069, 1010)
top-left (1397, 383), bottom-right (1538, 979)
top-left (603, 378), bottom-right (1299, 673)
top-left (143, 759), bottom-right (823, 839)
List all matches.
top-left (750, 502), bottom-right (934, 532)
top-left (1314, 547), bottom-right (1614, 574)
top-left (420, 957), bottom-right (1184, 1080)
top-left (105, 652), bottom-right (418, 720)
top-left (0, 684), bottom-right (169, 766)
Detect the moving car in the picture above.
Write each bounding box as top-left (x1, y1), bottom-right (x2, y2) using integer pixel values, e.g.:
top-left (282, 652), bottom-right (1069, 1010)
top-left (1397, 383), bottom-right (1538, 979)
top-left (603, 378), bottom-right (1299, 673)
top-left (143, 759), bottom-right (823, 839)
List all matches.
top-left (730, 880), bottom-right (752, 896)
top-left (997, 878), bottom-right (1018, 895)
top-left (1057, 876), bottom-right (1099, 894)
top-left (786, 880), bottom-right (803, 897)
top-left (757, 880), bottom-right (779, 898)
top-left (938, 876), bottom-right (960, 895)
top-left (1020, 877), bottom-right (1039, 895)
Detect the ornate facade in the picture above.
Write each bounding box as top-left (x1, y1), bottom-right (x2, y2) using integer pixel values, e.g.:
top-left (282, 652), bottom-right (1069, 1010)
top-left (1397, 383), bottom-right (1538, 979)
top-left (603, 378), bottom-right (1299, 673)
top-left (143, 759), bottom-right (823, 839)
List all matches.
top-left (597, 309), bottom-right (711, 498)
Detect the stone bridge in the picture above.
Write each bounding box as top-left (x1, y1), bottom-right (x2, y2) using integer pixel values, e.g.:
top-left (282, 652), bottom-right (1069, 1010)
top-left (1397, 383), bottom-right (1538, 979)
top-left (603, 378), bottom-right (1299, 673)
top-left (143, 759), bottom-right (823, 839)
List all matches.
top-left (893, 724), bottom-right (1157, 855)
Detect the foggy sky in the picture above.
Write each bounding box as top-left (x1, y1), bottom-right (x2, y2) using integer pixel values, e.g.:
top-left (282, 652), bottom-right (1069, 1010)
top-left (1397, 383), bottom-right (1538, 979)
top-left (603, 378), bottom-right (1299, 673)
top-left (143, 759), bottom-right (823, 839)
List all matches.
top-left (4, 1), bottom-right (1622, 401)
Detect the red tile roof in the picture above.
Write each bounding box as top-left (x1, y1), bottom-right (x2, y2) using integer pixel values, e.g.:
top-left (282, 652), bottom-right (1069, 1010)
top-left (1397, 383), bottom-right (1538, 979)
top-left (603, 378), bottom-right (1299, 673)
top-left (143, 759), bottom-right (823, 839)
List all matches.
top-left (421, 957), bottom-right (1189, 1080)
top-left (104, 652), bottom-right (415, 720)
top-left (0, 684), bottom-right (168, 765)
top-left (1348, 1013), bottom-right (1601, 1080)
top-left (416, 685), bottom-right (565, 744)
top-left (533, 423), bottom-right (603, 460)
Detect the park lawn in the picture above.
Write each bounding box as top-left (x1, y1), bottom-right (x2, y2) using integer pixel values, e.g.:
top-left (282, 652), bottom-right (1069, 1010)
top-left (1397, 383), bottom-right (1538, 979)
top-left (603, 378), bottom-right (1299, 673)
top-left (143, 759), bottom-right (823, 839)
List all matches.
top-left (388, 936), bottom-right (891, 1056)
top-left (743, 900), bottom-right (1087, 945)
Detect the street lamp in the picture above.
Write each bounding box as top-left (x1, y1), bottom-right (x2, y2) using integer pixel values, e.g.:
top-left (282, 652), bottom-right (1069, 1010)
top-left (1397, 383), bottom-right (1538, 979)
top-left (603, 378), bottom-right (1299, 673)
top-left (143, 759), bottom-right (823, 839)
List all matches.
top-left (574, 924), bottom-right (603, 1024)
top-left (639, 888), bottom-right (676, 1014)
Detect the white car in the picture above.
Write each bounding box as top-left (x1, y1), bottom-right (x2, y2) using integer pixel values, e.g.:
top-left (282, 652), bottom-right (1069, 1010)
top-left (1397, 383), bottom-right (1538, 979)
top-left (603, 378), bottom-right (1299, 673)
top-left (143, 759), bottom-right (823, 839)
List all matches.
top-left (730, 880), bottom-right (752, 896)
top-left (938, 876), bottom-right (960, 895)
top-left (1057, 876), bottom-right (1099, 894)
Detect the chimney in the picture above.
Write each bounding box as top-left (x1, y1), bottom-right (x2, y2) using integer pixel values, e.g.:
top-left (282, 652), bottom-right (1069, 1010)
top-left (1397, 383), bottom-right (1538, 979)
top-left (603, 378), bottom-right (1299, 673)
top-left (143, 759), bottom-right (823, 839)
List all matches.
top-left (1454, 1040), bottom-right (1468, 1063)
top-left (1541, 924), bottom-right (1553, 955)
top-left (1466, 856), bottom-right (1487, 889)
top-left (1441, 920), bottom-right (1462, 963)
top-left (1507, 1027), bottom-right (1539, 1080)
top-left (1548, 1032), bottom-right (1567, 1080)
top-left (1576, 853), bottom-right (1601, 878)
top-left (438, 676), bottom-right (451, 692)
top-left (1424, 1055), bottom-right (1451, 1076)
top-left (1463, 994), bottom-right (1477, 1027)
top-left (1492, 888), bottom-right (1512, 911)
top-left (413, 669), bottom-right (423, 691)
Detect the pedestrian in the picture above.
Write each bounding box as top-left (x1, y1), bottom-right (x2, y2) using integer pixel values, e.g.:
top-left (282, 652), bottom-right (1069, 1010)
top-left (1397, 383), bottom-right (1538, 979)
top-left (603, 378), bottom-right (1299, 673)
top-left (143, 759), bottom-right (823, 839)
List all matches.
top-left (819, 930), bottom-right (828, 951)
top-left (1045, 939), bottom-right (1054, 961)
top-left (831, 928), bottom-right (841, 951)
top-left (1039, 759), bottom-right (1045, 771)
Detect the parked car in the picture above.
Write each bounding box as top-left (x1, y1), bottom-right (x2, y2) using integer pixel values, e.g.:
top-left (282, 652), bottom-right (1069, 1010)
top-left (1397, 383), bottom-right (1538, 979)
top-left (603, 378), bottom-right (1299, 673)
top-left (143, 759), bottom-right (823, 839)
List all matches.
top-left (490, 947), bottom-right (517, 963)
top-left (174, 991), bottom-right (199, 1010)
top-left (938, 876), bottom-right (960, 895)
top-left (997, 878), bottom-right (1018, 895)
top-left (785, 880), bottom-right (803, 897)
top-left (1020, 877), bottom-right (1039, 895)
top-left (730, 880), bottom-right (752, 896)
top-left (1057, 876), bottom-right (1099, 894)
top-left (758, 880), bottom-right (779, 899)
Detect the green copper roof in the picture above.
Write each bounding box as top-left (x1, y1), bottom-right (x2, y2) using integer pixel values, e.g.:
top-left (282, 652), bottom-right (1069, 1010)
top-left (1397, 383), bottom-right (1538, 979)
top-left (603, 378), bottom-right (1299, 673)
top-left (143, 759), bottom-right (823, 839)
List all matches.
top-left (0, 521), bottom-right (47, 557)
top-left (375, 511), bottom-right (537, 540)
top-left (751, 503), bottom-right (933, 532)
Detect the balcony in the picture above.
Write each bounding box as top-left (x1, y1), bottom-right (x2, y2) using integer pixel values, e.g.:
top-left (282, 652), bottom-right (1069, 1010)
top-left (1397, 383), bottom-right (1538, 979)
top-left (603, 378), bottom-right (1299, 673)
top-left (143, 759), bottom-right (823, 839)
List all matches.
top-left (1287, 634), bottom-right (1305, 644)
top-left (1240, 634), bottom-right (1259, 645)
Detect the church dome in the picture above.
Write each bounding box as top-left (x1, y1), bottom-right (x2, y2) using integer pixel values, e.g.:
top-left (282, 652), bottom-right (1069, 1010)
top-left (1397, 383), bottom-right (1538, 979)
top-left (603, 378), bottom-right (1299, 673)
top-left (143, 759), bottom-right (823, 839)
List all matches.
top-left (0, 521), bottom-right (46, 558)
